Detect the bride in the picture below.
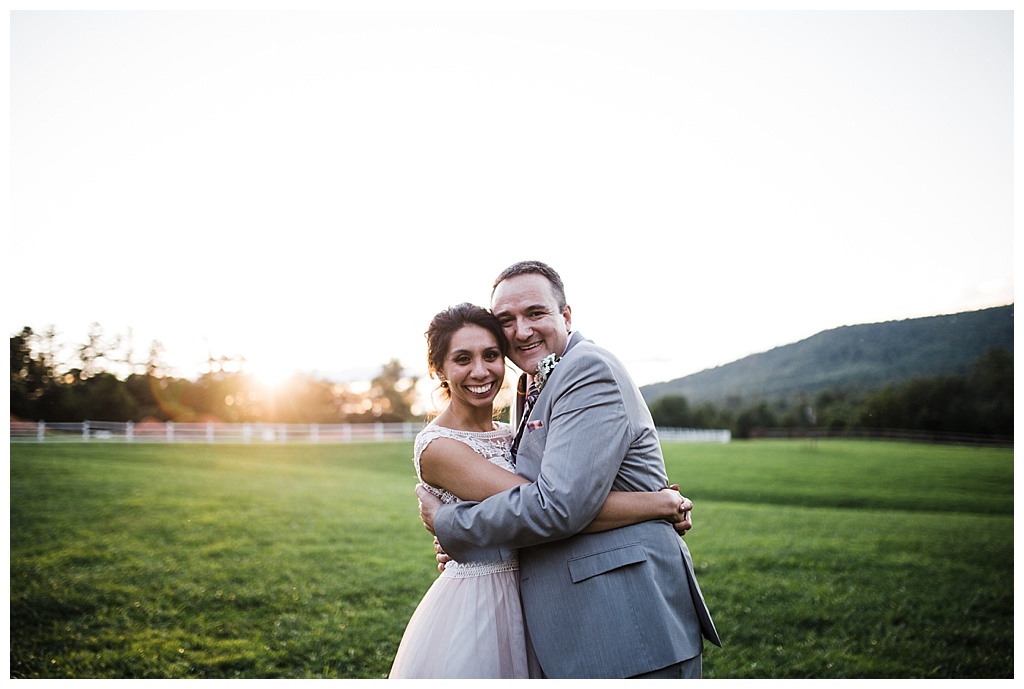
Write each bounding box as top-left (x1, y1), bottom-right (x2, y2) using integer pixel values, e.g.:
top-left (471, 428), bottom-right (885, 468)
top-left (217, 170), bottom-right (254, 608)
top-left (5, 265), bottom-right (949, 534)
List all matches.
top-left (388, 303), bottom-right (691, 679)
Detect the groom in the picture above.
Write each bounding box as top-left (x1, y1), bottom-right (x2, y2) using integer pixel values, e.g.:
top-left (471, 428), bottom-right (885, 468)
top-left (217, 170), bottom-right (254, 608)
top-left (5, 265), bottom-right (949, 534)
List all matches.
top-left (417, 260), bottom-right (720, 678)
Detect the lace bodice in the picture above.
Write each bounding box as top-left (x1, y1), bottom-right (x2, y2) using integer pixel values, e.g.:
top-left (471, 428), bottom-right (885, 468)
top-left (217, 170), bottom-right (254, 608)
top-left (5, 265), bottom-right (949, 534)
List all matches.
top-left (414, 422), bottom-right (518, 578)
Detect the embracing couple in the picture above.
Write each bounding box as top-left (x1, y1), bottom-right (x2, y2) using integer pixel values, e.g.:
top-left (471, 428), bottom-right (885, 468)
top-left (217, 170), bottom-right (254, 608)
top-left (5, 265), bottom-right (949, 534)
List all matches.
top-left (388, 261), bottom-right (721, 679)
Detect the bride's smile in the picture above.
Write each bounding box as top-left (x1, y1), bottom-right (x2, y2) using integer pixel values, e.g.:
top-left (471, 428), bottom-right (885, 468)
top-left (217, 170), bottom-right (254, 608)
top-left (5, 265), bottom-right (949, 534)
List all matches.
top-left (440, 324), bottom-right (506, 416)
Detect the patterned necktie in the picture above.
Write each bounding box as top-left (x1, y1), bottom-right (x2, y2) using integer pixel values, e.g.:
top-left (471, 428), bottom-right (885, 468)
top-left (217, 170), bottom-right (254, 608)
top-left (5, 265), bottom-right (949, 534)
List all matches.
top-left (524, 382), bottom-right (540, 417)
top-left (511, 382), bottom-right (540, 462)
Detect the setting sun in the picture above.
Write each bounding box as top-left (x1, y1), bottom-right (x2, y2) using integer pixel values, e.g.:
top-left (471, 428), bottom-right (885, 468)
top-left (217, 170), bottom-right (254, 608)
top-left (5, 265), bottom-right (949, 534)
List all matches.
top-left (247, 362), bottom-right (299, 391)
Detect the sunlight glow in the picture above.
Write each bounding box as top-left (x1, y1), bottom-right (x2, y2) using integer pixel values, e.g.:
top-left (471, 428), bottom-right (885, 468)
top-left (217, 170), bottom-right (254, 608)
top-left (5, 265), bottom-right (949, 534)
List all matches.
top-left (247, 363), bottom-right (299, 391)
top-left (8, 11), bottom-right (1013, 388)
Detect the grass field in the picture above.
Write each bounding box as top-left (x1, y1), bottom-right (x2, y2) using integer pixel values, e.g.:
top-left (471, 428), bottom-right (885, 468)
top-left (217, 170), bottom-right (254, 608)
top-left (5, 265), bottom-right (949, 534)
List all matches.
top-left (9, 439), bottom-right (1014, 679)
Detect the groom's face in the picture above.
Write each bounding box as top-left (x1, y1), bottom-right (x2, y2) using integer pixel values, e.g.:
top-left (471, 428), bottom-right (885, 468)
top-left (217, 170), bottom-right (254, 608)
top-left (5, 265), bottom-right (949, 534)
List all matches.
top-left (491, 273), bottom-right (572, 375)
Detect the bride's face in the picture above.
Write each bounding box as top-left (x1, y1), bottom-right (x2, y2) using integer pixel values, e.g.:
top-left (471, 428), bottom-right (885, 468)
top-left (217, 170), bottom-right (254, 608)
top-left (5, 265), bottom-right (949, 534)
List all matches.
top-left (441, 324), bottom-right (506, 410)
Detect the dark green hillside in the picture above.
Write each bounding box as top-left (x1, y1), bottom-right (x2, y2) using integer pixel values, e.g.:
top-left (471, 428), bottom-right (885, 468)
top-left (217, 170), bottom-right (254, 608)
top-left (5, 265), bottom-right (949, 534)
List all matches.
top-left (641, 305), bottom-right (1013, 405)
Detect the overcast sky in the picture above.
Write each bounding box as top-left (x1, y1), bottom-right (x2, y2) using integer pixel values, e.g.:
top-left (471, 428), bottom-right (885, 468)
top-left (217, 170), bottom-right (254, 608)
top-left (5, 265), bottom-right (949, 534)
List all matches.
top-left (7, 8), bottom-right (1014, 395)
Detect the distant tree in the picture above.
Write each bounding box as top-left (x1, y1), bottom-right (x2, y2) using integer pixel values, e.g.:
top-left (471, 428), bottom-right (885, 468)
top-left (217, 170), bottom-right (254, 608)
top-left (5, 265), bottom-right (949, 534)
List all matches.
top-left (644, 347), bottom-right (1012, 440)
top-left (11, 328), bottom-right (48, 419)
top-left (74, 372), bottom-right (139, 422)
top-left (858, 386), bottom-right (901, 430)
top-left (145, 339), bottom-right (170, 378)
top-left (185, 366), bottom-right (259, 423)
top-left (270, 374), bottom-right (346, 424)
top-left (649, 395), bottom-right (692, 427)
top-left (363, 359), bottom-right (419, 422)
top-left (331, 381), bottom-right (378, 421)
top-left (812, 388), bottom-right (867, 430)
top-left (36, 382), bottom-right (77, 421)
top-left (968, 347), bottom-right (1012, 435)
top-left (146, 376), bottom-right (196, 422)
top-left (906, 377), bottom-right (973, 433)
top-left (75, 323), bottom-right (109, 381)
top-left (735, 400), bottom-right (778, 439)
top-left (124, 373), bottom-right (168, 421)
top-left (858, 347), bottom-right (1012, 437)
top-left (690, 402), bottom-right (732, 431)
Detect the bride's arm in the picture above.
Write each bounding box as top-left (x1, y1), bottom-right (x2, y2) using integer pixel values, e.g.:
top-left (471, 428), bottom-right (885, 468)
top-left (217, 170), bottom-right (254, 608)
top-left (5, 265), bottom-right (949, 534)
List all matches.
top-left (420, 438), bottom-right (689, 533)
top-left (581, 486), bottom-right (691, 533)
top-left (419, 437), bottom-right (529, 502)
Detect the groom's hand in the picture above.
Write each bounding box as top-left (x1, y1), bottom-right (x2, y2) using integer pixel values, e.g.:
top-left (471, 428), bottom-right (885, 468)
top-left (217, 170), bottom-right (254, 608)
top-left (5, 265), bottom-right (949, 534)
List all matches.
top-left (416, 485), bottom-right (451, 572)
top-left (416, 483), bottom-right (441, 535)
top-left (433, 537), bottom-right (451, 573)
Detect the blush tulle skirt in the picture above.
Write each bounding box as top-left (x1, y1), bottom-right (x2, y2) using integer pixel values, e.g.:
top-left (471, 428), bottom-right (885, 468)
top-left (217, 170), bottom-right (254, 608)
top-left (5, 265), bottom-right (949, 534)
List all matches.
top-left (388, 568), bottom-right (541, 679)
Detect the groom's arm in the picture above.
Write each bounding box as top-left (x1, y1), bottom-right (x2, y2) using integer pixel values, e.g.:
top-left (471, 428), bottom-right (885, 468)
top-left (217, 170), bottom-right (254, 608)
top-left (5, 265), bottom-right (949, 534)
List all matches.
top-left (433, 352), bottom-right (642, 562)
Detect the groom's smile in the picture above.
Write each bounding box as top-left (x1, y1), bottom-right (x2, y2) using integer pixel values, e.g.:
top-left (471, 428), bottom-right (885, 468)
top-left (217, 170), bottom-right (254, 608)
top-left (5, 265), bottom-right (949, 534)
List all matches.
top-left (491, 273), bottom-right (572, 375)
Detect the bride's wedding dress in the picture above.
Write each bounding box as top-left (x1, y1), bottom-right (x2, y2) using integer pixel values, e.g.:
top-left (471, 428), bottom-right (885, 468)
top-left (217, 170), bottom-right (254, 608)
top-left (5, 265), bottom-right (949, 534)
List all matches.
top-left (388, 422), bottom-right (541, 679)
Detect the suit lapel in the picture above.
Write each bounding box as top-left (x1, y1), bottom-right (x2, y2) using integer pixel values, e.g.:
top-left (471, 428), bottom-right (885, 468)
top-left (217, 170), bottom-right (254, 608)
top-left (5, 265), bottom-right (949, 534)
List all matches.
top-left (516, 332), bottom-right (585, 425)
top-left (510, 333), bottom-right (586, 469)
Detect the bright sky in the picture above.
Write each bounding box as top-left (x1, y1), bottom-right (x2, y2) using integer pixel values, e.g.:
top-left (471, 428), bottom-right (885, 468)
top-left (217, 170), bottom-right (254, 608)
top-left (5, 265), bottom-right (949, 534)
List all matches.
top-left (6, 7), bottom-right (1015, 397)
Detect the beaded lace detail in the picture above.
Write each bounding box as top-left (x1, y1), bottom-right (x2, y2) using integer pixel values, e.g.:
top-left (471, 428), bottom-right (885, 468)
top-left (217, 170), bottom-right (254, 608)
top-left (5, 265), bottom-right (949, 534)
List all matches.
top-left (414, 422), bottom-right (519, 578)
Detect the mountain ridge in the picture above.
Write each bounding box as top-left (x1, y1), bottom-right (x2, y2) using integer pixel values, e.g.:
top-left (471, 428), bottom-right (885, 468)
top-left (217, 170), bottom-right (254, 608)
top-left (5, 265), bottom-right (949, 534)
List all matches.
top-left (640, 304), bottom-right (1013, 405)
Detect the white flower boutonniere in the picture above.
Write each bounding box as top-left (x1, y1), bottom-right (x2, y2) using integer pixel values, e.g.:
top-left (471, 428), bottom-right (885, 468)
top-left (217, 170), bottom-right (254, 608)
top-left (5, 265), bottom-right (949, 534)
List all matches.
top-left (535, 353), bottom-right (561, 392)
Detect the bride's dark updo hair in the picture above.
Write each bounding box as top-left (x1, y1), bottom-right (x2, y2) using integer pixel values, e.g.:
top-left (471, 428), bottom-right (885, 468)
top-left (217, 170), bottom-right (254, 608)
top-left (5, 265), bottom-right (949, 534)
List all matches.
top-left (426, 303), bottom-right (508, 399)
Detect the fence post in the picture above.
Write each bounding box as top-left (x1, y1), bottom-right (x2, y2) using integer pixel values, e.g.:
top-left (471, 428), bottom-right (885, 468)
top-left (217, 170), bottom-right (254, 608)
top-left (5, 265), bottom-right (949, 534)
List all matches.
top-left (279, 424), bottom-right (286, 443)
top-left (167, 421), bottom-right (174, 443)
top-left (37, 420), bottom-right (45, 443)
top-left (311, 424), bottom-right (319, 443)
top-left (83, 421), bottom-right (90, 442)
top-left (243, 423), bottom-right (252, 443)
top-left (207, 422), bottom-right (214, 444)
top-left (126, 421), bottom-right (134, 443)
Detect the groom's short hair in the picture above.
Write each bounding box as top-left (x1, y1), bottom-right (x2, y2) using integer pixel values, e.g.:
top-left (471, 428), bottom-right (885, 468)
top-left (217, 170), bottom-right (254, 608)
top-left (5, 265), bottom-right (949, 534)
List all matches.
top-left (492, 260), bottom-right (568, 311)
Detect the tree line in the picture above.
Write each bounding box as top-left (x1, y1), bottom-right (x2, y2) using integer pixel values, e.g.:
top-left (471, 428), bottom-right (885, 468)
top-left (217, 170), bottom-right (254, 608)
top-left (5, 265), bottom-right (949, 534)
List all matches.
top-left (648, 347), bottom-right (1013, 439)
top-left (10, 326), bottom-right (419, 424)
top-left (11, 325), bottom-right (1012, 439)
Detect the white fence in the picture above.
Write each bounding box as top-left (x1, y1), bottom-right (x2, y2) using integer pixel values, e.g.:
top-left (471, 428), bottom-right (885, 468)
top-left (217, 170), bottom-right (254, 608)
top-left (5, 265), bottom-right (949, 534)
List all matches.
top-left (9, 421), bottom-right (730, 444)
top-left (658, 427), bottom-right (731, 444)
top-left (9, 420), bottom-right (419, 444)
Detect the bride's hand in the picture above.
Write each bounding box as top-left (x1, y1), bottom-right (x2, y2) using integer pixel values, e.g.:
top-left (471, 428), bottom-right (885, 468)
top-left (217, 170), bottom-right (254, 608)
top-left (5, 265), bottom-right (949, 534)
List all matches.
top-left (662, 484), bottom-right (694, 535)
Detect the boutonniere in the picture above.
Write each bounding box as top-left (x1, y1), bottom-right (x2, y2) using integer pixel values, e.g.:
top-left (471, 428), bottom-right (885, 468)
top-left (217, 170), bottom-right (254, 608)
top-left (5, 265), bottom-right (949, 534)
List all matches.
top-left (535, 353), bottom-right (561, 392)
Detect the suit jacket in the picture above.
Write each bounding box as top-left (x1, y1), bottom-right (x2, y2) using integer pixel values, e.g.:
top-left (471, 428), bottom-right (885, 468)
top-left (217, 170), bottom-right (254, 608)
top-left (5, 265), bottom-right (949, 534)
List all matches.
top-left (434, 331), bottom-right (721, 678)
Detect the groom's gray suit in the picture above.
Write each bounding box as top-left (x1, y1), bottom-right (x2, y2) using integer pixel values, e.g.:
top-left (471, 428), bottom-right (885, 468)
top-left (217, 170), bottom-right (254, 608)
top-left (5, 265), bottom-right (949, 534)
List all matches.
top-left (433, 331), bottom-right (721, 678)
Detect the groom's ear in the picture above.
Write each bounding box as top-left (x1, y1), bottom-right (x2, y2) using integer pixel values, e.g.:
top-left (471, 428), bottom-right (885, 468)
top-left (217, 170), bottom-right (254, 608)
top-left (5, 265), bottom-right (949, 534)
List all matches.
top-left (562, 305), bottom-right (572, 331)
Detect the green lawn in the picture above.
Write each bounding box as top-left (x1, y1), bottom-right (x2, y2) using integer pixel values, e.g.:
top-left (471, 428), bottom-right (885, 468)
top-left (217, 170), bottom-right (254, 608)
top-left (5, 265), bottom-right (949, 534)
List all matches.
top-left (9, 439), bottom-right (1013, 678)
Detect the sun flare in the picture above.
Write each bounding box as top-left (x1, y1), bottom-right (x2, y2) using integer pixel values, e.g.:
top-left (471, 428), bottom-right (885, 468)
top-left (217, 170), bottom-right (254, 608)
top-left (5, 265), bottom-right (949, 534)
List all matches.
top-left (245, 360), bottom-right (299, 391)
